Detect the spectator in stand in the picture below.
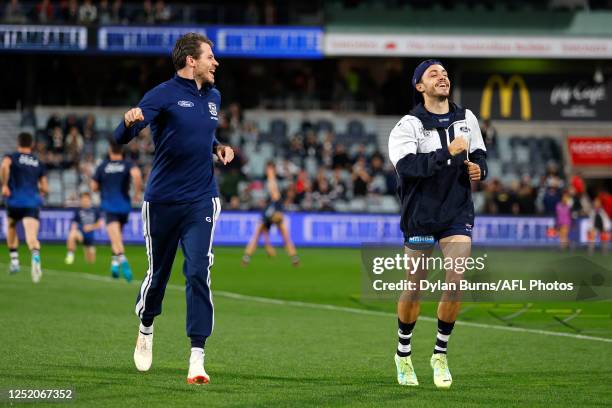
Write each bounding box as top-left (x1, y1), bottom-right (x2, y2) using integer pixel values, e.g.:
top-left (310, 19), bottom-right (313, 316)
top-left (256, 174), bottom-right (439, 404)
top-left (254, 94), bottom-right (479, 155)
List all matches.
top-left (65, 126), bottom-right (84, 165)
top-left (136, 0), bottom-right (155, 23)
top-left (98, 0), bottom-right (112, 24)
top-left (263, 0), bottom-right (276, 25)
top-left (154, 0), bottom-right (171, 23)
top-left (3, 0), bottom-right (27, 23)
top-left (111, 0), bottom-right (127, 23)
top-left (598, 189), bottom-right (612, 218)
top-left (516, 176), bottom-right (537, 215)
top-left (542, 177), bottom-right (562, 215)
top-left (352, 158), bottom-right (370, 197)
top-left (479, 119), bottom-right (498, 158)
top-left (227, 103), bottom-right (244, 134)
top-left (332, 143), bottom-right (351, 170)
top-left (330, 168), bottom-right (348, 202)
top-left (62, 0), bottom-right (79, 23)
top-left (494, 181), bottom-right (517, 214)
top-left (588, 197), bottom-right (610, 255)
top-left (244, 1), bottom-right (260, 24)
top-left (78, 0), bottom-right (98, 23)
top-left (556, 190), bottom-right (572, 251)
top-left (35, 0), bottom-right (54, 23)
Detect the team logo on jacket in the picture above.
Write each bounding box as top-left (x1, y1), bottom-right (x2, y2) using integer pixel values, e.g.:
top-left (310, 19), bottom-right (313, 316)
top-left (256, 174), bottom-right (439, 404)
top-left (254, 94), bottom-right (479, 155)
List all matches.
top-left (460, 126), bottom-right (470, 133)
top-left (177, 100), bottom-right (194, 107)
top-left (208, 102), bottom-right (218, 116)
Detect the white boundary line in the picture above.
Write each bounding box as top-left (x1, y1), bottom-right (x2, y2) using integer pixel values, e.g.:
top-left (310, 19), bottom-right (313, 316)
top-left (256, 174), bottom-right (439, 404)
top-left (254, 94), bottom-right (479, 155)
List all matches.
top-left (7, 265), bottom-right (612, 344)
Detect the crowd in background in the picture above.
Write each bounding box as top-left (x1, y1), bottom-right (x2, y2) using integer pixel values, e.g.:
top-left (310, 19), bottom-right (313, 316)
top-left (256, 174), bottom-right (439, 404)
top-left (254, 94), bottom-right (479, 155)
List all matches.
top-left (1, 0), bottom-right (604, 26)
top-left (1, 0), bottom-right (289, 25)
top-left (25, 108), bottom-right (612, 222)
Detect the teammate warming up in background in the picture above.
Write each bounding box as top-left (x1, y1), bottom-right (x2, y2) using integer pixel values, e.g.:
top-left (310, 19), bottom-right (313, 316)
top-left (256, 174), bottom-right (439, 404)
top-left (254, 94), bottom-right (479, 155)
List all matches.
top-left (91, 142), bottom-right (142, 282)
top-left (65, 192), bottom-right (103, 264)
top-left (242, 161), bottom-right (299, 267)
top-left (1, 132), bottom-right (48, 282)
top-left (388, 60), bottom-right (487, 389)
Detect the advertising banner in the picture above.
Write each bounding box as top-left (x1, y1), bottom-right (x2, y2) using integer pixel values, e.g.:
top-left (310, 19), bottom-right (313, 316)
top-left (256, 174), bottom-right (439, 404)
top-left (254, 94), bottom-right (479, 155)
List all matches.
top-left (461, 73), bottom-right (612, 121)
top-left (567, 136), bottom-right (612, 166)
top-left (0, 24), bottom-right (87, 51)
top-left (97, 26), bottom-right (323, 58)
top-left (0, 210), bottom-right (591, 248)
top-left (324, 33), bottom-right (612, 59)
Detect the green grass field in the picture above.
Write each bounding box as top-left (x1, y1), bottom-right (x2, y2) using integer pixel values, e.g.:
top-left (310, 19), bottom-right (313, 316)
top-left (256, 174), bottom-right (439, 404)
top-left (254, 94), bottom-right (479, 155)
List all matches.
top-left (1, 244), bottom-right (611, 407)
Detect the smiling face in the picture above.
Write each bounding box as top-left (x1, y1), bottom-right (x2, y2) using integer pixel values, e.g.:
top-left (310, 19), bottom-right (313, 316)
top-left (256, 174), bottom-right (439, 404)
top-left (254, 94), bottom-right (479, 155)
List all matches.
top-left (415, 64), bottom-right (450, 100)
top-left (189, 42), bottom-right (219, 86)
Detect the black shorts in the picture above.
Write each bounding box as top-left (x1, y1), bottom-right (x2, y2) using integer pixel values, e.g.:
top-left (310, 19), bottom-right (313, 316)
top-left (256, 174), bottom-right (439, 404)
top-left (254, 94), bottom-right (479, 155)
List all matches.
top-left (404, 221), bottom-right (473, 250)
top-left (6, 207), bottom-right (40, 221)
top-left (105, 212), bottom-right (129, 227)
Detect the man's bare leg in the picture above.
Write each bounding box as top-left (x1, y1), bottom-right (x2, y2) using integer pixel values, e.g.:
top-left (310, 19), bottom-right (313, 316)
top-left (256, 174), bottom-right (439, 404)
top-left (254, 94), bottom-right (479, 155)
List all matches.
top-left (6, 218), bottom-right (20, 273)
top-left (242, 224), bottom-right (265, 266)
top-left (278, 222), bottom-right (299, 266)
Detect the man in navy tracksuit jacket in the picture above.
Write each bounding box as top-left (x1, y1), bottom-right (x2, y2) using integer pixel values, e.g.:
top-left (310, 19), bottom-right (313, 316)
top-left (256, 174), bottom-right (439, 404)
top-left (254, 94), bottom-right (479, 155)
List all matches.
top-left (388, 60), bottom-right (487, 389)
top-left (114, 33), bottom-right (234, 384)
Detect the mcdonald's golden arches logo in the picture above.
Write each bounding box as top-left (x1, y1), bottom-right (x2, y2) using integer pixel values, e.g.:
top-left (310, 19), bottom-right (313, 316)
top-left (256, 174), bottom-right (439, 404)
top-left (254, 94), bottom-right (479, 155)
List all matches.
top-left (480, 75), bottom-right (532, 121)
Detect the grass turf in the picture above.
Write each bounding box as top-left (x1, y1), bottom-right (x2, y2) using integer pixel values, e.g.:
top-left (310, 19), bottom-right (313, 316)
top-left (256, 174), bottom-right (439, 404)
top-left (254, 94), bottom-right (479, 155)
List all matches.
top-left (0, 244), bottom-right (611, 407)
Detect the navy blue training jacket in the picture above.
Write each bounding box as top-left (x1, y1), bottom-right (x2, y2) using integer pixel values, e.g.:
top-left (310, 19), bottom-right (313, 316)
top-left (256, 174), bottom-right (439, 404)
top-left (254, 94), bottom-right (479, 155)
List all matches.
top-left (388, 102), bottom-right (488, 237)
top-left (114, 74), bottom-right (220, 204)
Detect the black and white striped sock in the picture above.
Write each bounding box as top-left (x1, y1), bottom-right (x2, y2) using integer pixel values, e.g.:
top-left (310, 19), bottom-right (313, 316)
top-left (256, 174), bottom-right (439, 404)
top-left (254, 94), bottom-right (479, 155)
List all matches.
top-left (433, 319), bottom-right (455, 354)
top-left (9, 248), bottom-right (18, 263)
top-left (396, 319), bottom-right (416, 357)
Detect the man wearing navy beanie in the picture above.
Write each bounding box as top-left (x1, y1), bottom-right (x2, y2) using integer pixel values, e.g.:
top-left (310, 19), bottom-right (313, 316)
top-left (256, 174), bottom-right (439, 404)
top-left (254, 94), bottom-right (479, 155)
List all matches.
top-left (388, 59), bottom-right (488, 389)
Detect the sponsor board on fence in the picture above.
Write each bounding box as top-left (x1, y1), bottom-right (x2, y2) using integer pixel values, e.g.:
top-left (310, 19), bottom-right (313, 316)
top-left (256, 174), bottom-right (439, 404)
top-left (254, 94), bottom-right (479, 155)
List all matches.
top-left (324, 33), bottom-right (612, 59)
top-left (0, 210), bottom-right (593, 247)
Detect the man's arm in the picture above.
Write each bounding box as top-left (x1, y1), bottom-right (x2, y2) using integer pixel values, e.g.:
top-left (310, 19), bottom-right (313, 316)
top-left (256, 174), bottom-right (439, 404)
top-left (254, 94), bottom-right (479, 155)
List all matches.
top-left (388, 118), bottom-right (466, 179)
top-left (114, 87), bottom-right (164, 144)
top-left (130, 165), bottom-right (143, 203)
top-left (38, 176), bottom-right (49, 196)
top-left (91, 164), bottom-right (101, 192)
top-left (1, 156), bottom-right (11, 197)
top-left (465, 110), bottom-right (488, 181)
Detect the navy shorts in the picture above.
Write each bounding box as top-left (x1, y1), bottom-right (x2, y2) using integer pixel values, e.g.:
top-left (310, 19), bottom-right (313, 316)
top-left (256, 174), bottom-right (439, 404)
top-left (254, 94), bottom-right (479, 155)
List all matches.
top-left (6, 207), bottom-right (40, 221)
top-left (81, 231), bottom-right (95, 246)
top-left (105, 212), bottom-right (129, 227)
top-left (404, 221), bottom-right (473, 250)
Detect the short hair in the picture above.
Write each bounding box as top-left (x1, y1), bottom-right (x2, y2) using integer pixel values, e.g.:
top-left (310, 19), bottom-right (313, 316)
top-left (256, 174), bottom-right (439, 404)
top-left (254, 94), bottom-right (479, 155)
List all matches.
top-left (80, 191), bottom-right (91, 198)
top-left (172, 33), bottom-right (214, 71)
top-left (108, 140), bottom-right (124, 155)
top-left (17, 132), bottom-right (33, 148)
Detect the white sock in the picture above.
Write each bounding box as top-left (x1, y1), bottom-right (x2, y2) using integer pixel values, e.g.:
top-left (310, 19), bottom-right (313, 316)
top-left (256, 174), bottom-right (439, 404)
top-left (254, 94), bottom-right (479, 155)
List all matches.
top-left (139, 323), bottom-right (153, 335)
top-left (190, 347), bottom-right (204, 359)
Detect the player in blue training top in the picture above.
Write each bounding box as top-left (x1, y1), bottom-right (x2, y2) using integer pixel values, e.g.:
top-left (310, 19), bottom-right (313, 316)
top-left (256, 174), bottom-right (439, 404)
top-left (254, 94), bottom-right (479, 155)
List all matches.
top-left (65, 191), bottom-right (103, 264)
top-left (1, 132), bottom-right (48, 283)
top-left (242, 161), bottom-right (299, 267)
top-left (114, 33), bottom-right (234, 384)
top-left (92, 141), bottom-right (142, 282)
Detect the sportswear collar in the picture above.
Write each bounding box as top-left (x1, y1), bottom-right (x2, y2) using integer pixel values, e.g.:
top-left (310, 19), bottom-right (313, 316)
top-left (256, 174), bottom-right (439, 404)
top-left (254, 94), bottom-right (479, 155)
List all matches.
top-left (173, 74), bottom-right (213, 94)
top-left (409, 102), bottom-right (465, 130)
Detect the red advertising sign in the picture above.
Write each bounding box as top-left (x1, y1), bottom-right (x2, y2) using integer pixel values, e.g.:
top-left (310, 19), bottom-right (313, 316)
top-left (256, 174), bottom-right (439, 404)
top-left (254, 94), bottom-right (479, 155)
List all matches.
top-left (567, 137), bottom-right (612, 166)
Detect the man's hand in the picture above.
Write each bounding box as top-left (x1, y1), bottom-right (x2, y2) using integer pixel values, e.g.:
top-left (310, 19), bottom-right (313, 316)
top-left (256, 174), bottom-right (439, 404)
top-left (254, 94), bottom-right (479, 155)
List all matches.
top-left (464, 160), bottom-right (481, 181)
top-left (124, 107), bottom-right (144, 128)
top-left (448, 137), bottom-right (469, 156)
top-left (2, 185), bottom-right (10, 197)
top-left (215, 145), bottom-right (235, 165)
